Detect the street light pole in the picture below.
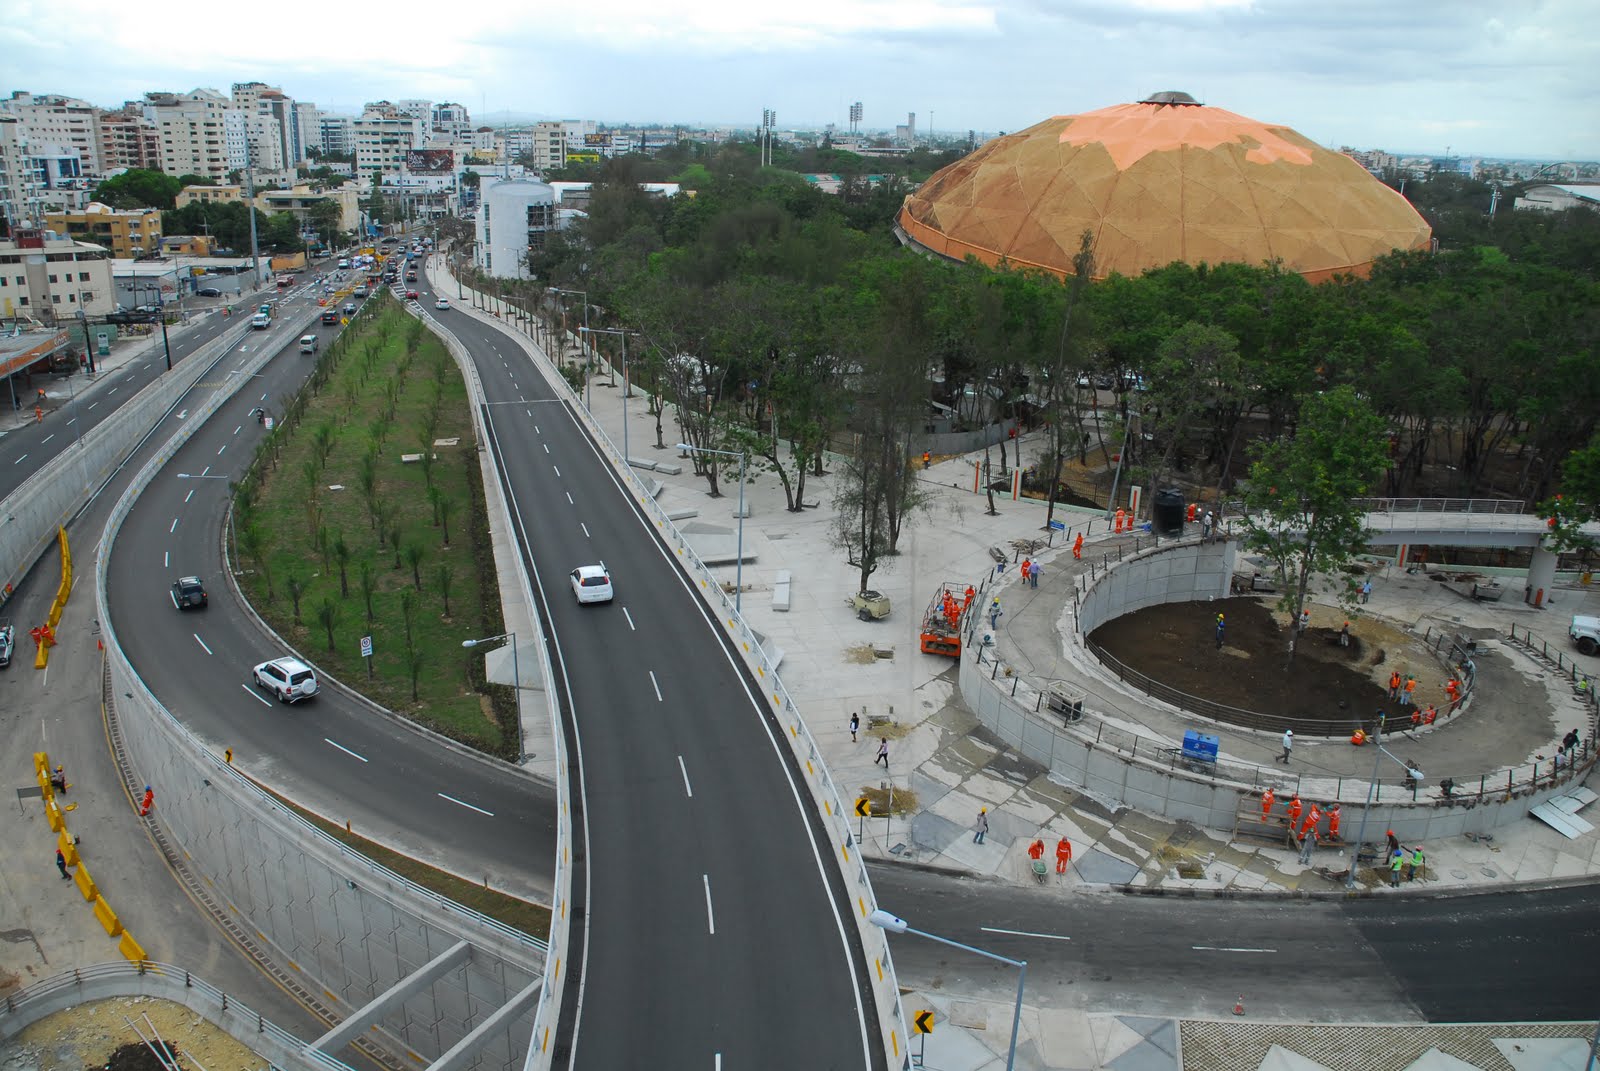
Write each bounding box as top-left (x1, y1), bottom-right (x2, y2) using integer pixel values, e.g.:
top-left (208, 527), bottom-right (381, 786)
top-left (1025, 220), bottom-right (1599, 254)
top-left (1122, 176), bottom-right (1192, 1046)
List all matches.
top-left (155, 297), bottom-right (173, 371)
top-left (462, 633), bottom-right (522, 763)
top-left (581, 326), bottom-right (639, 461)
top-left (677, 443), bottom-right (746, 612)
top-left (550, 287), bottom-right (590, 411)
top-left (870, 908), bottom-right (1027, 1071)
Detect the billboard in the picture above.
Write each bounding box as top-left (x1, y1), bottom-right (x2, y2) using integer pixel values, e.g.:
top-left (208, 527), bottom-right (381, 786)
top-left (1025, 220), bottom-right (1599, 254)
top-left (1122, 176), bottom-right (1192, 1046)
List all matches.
top-left (583, 133), bottom-right (607, 147)
top-left (406, 149), bottom-right (455, 174)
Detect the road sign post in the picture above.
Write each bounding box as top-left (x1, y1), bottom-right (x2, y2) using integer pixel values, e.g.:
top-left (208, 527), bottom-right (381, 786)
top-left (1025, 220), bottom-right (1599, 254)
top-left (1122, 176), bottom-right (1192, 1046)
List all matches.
top-left (912, 1009), bottom-right (934, 1068)
top-left (360, 634), bottom-right (373, 678)
top-left (856, 796), bottom-right (871, 843)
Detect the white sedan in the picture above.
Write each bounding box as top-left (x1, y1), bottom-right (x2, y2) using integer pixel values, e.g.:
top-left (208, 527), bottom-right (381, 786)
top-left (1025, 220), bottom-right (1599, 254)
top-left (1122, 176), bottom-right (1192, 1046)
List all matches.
top-left (434, 297), bottom-right (450, 310)
top-left (570, 564), bottom-right (614, 604)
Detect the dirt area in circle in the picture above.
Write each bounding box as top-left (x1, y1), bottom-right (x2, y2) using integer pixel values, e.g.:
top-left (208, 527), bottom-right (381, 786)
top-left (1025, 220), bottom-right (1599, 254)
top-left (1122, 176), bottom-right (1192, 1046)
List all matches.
top-left (7, 995), bottom-right (265, 1070)
top-left (1089, 596), bottom-right (1453, 736)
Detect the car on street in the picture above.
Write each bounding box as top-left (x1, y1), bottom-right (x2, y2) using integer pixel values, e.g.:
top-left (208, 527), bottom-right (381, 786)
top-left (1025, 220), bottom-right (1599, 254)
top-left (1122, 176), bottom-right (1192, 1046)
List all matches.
top-left (352, 285), bottom-right (368, 298)
top-left (170, 575), bottom-right (208, 610)
top-left (252, 656), bottom-right (318, 703)
top-left (434, 297), bottom-right (449, 310)
top-left (250, 313), bottom-right (271, 329)
top-left (0, 621), bottom-right (14, 668)
top-left (343, 302), bottom-right (357, 315)
top-left (406, 289), bottom-right (419, 300)
top-left (321, 309), bottom-right (339, 325)
top-left (337, 258), bottom-right (350, 268)
top-left (195, 286), bottom-right (223, 297)
top-left (569, 563), bottom-right (614, 604)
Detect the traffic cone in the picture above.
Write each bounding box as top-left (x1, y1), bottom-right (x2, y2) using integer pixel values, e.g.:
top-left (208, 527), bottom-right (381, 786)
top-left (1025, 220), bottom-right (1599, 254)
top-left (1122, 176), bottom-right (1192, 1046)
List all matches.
top-left (1233, 996), bottom-right (1245, 1016)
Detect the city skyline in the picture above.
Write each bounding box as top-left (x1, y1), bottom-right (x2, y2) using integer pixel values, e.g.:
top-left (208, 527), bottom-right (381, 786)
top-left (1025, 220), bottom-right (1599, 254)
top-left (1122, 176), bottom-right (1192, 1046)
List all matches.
top-left (2, 0), bottom-right (1596, 160)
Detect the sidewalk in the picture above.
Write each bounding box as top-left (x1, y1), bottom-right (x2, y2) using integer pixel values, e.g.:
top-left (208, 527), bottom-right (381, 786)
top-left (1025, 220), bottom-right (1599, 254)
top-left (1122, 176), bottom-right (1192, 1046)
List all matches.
top-left (435, 263), bottom-right (1600, 1069)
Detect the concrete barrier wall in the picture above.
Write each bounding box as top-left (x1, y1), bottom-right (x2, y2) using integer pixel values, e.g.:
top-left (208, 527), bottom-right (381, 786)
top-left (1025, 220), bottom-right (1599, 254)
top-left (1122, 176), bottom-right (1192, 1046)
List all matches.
top-left (95, 317), bottom-right (544, 1070)
top-left (453, 287), bottom-right (911, 1071)
top-left (961, 540), bottom-right (1598, 846)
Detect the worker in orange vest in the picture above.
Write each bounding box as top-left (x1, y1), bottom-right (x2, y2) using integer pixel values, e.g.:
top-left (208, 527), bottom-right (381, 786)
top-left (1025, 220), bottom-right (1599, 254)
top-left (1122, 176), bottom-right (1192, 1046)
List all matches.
top-left (1286, 794), bottom-right (1303, 829)
top-left (1410, 708), bottom-right (1422, 731)
top-left (139, 786), bottom-right (155, 816)
top-left (1423, 705), bottom-right (1438, 726)
top-left (1326, 804), bottom-right (1342, 841)
top-left (1027, 838), bottom-right (1045, 861)
top-left (1351, 727), bottom-right (1367, 746)
top-left (922, 451), bottom-right (931, 469)
top-left (1302, 804), bottom-right (1322, 837)
top-left (1072, 531), bottom-right (1084, 559)
top-left (1388, 671), bottom-right (1401, 700)
top-left (1260, 787), bottom-right (1275, 820)
top-left (1021, 558), bottom-right (1031, 584)
top-left (1186, 502), bottom-right (1197, 523)
top-left (963, 585), bottom-right (975, 611)
top-left (1055, 837), bottom-right (1073, 873)
top-left (1113, 508), bottom-right (1125, 533)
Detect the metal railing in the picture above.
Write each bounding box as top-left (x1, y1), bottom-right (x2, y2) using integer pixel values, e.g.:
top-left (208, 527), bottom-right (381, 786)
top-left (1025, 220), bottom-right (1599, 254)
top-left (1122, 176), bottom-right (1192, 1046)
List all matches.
top-left (1506, 624), bottom-right (1599, 717)
top-left (1353, 498), bottom-right (1527, 515)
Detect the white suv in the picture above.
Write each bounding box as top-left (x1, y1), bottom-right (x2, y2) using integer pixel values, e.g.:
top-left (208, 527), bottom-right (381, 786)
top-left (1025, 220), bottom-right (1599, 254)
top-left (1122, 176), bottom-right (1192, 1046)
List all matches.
top-left (252, 657), bottom-right (318, 703)
top-left (1571, 615), bottom-right (1600, 657)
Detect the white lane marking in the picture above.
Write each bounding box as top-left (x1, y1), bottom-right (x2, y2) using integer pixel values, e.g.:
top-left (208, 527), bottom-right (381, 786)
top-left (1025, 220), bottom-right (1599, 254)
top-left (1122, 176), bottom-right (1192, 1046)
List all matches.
top-left (678, 756), bottom-right (693, 797)
top-left (108, 387), bottom-right (118, 395)
top-left (543, 443), bottom-right (549, 454)
top-left (259, 392), bottom-right (267, 402)
top-left (553, 466), bottom-right (561, 478)
top-left (511, 380), bottom-right (518, 389)
top-left (1192, 945), bottom-right (1277, 954)
top-left (163, 551), bottom-right (169, 568)
top-left (581, 523), bottom-right (590, 539)
top-left (704, 875), bottom-right (716, 934)
top-left (41, 434), bottom-right (53, 444)
top-left (241, 683), bottom-right (273, 706)
top-left (12, 454), bottom-right (25, 465)
top-left (325, 738), bottom-right (370, 763)
top-left (184, 489), bottom-right (194, 504)
top-left (87, 402), bottom-right (98, 410)
top-left (982, 926), bottom-right (1072, 942)
top-left (622, 608), bottom-right (636, 631)
top-left (649, 671), bottom-right (663, 702)
top-left (526, 409), bottom-right (532, 417)
top-left (234, 424), bottom-right (242, 435)
top-left (438, 792), bottom-right (494, 817)
top-left (169, 517), bottom-right (179, 533)
top-left (565, 491), bottom-right (573, 505)
top-left (67, 418), bottom-right (76, 425)
top-left (193, 633), bottom-right (213, 655)
top-left (534, 424), bottom-right (540, 434)
top-left (217, 444), bottom-right (226, 455)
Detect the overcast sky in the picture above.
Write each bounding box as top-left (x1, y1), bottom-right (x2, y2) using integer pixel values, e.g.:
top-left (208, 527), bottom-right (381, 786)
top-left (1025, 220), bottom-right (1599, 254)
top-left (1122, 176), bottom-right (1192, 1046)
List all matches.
top-left (5, 0), bottom-right (1595, 159)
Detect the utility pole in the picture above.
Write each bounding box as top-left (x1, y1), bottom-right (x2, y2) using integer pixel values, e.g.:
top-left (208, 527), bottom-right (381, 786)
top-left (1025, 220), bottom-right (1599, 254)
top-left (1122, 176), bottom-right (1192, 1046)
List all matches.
top-left (245, 160), bottom-right (261, 290)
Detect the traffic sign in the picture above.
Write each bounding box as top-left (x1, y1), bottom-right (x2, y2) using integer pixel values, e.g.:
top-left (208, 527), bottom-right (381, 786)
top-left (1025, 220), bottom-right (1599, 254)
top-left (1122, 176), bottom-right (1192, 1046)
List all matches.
top-left (360, 635), bottom-right (373, 657)
top-left (1048, 519), bottom-right (1066, 531)
top-left (855, 797), bottom-right (872, 818)
top-left (913, 1009), bottom-right (935, 1034)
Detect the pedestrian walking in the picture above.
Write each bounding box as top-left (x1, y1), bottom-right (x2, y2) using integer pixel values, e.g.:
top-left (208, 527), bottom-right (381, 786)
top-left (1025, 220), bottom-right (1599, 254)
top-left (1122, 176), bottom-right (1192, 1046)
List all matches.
top-left (1029, 561), bottom-right (1040, 588)
top-left (1298, 828), bottom-right (1318, 865)
top-left (1021, 559), bottom-right (1032, 586)
top-left (1561, 728), bottom-right (1580, 755)
top-left (989, 598), bottom-right (1003, 630)
top-left (849, 712), bottom-right (859, 743)
top-left (1339, 621), bottom-right (1350, 647)
top-left (974, 808), bottom-right (989, 844)
top-left (1215, 613), bottom-right (1226, 650)
top-left (1072, 531), bottom-right (1084, 560)
top-left (875, 738), bottom-right (888, 768)
top-left (1408, 845), bottom-right (1425, 882)
top-left (34, 405), bottom-right (43, 424)
top-left (1276, 728), bottom-right (1294, 764)
top-left (1298, 609), bottom-right (1311, 633)
top-left (1055, 837), bottom-right (1073, 873)
top-left (1201, 511), bottom-right (1214, 542)
top-left (1390, 850), bottom-right (1405, 887)
top-left (1401, 676), bottom-right (1417, 707)
top-left (139, 785), bottom-right (155, 816)
top-left (1360, 579), bottom-right (1372, 604)
top-left (56, 848), bottom-right (70, 880)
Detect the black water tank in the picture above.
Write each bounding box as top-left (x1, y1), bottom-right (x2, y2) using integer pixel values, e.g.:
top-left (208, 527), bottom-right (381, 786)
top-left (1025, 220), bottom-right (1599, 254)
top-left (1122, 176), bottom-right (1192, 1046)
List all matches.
top-left (1153, 487), bottom-right (1186, 534)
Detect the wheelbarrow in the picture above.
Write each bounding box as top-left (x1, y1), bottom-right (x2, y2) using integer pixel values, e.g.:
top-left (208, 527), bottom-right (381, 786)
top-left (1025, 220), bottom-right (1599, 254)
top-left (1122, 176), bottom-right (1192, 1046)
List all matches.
top-left (1030, 858), bottom-right (1048, 884)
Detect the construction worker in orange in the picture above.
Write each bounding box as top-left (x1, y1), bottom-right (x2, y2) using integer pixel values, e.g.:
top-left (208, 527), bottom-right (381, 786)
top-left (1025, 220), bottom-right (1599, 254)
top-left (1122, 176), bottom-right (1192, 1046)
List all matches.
top-left (1445, 677), bottom-right (1462, 712)
top-left (1326, 803), bottom-right (1342, 841)
top-left (1186, 502), bottom-right (1197, 524)
top-left (922, 450), bottom-right (931, 469)
top-left (1072, 531), bottom-right (1084, 560)
top-left (1351, 727), bottom-right (1367, 746)
top-left (1114, 508), bottom-right (1126, 533)
top-left (1286, 794), bottom-right (1303, 830)
top-left (963, 585), bottom-right (975, 612)
top-left (1388, 671), bottom-right (1401, 700)
top-left (1302, 804), bottom-right (1322, 838)
top-left (1260, 787), bottom-right (1275, 820)
top-left (1423, 705), bottom-right (1438, 726)
top-left (1021, 558), bottom-right (1031, 586)
top-left (1027, 838), bottom-right (1045, 862)
top-left (1410, 708), bottom-right (1423, 731)
top-left (34, 405), bottom-right (42, 424)
top-left (139, 786), bottom-right (155, 816)
top-left (1055, 837), bottom-right (1073, 874)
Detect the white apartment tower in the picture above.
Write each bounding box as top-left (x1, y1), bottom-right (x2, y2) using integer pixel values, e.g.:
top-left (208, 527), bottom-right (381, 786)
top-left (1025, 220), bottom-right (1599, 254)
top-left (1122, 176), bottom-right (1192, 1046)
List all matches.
top-left (0, 92), bottom-right (102, 175)
top-left (145, 89), bottom-right (235, 181)
top-left (352, 104), bottom-right (425, 178)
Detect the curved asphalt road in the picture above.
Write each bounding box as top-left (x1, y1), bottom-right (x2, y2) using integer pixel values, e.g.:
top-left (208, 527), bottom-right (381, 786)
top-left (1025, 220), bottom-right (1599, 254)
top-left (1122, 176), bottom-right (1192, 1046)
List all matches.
top-left (106, 281), bottom-right (558, 902)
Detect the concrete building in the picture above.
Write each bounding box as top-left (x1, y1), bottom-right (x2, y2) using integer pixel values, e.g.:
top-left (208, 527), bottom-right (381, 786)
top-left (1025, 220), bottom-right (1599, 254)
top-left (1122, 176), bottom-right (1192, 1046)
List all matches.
top-left (0, 117), bottom-right (90, 224)
top-left (0, 92), bottom-right (102, 175)
top-left (175, 184), bottom-right (243, 209)
top-left (475, 178), bottom-right (558, 279)
top-left (99, 103), bottom-right (163, 172)
top-left (145, 89), bottom-right (236, 181)
top-left (394, 99), bottom-right (434, 124)
top-left (352, 104), bottom-right (426, 178)
top-left (254, 184), bottom-right (360, 234)
top-left (1513, 183), bottom-right (1600, 212)
top-left (234, 83), bottom-right (308, 169)
top-left (44, 203), bottom-right (163, 260)
top-left (562, 119), bottom-right (597, 153)
top-left (0, 229), bottom-right (116, 323)
top-left (319, 114), bottom-right (354, 157)
top-left (432, 103), bottom-right (471, 141)
top-left (529, 122), bottom-right (567, 172)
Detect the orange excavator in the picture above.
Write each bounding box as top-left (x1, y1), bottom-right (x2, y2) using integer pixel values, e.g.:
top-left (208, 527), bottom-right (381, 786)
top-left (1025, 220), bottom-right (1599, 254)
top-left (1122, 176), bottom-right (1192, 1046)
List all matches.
top-left (920, 581), bottom-right (970, 657)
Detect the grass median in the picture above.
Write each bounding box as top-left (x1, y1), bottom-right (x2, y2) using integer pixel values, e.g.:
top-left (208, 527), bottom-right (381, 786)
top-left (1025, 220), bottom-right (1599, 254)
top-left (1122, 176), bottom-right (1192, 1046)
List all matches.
top-left (233, 295), bottom-right (515, 755)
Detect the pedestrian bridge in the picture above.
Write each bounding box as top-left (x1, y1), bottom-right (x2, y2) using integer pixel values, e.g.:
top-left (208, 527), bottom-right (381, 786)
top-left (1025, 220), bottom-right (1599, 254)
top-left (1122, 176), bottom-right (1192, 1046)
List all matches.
top-left (1353, 498), bottom-right (1594, 550)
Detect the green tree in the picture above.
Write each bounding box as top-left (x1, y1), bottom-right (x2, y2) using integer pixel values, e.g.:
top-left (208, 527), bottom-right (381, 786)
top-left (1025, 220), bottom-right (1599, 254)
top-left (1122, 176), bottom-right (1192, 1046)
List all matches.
top-left (315, 597), bottom-right (339, 652)
top-left (1241, 386), bottom-right (1389, 667)
top-left (95, 168), bottom-right (184, 210)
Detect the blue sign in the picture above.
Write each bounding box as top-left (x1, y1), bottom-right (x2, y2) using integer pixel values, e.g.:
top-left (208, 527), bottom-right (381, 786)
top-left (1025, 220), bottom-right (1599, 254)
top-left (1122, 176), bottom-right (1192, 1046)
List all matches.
top-left (1048, 520), bottom-right (1066, 531)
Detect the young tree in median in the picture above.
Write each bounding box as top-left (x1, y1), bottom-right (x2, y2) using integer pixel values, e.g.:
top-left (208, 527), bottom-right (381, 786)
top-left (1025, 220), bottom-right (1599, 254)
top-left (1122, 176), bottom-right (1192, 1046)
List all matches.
top-left (1241, 386), bottom-right (1388, 668)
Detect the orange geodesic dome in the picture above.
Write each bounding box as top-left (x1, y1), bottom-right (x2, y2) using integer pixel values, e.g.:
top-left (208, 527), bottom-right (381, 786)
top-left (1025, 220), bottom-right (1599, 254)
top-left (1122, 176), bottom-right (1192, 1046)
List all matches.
top-left (896, 92), bottom-right (1432, 283)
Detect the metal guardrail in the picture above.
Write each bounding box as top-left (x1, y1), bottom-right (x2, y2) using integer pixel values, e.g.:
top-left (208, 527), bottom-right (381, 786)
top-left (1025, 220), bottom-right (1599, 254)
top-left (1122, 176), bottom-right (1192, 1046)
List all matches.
top-left (1352, 498), bottom-right (1527, 515)
top-left (455, 285), bottom-right (910, 1070)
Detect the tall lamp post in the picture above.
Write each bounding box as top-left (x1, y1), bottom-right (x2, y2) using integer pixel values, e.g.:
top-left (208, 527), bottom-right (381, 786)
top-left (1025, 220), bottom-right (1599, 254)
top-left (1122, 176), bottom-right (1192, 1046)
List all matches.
top-left (462, 633), bottom-right (523, 763)
top-left (1343, 712), bottom-right (1426, 889)
top-left (869, 908), bottom-right (1027, 1071)
top-left (154, 296), bottom-right (174, 371)
top-left (579, 326), bottom-right (639, 460)
top-left (549, 287), bottom-right (590, 411)
top-left (676, 443), bottom-right (747, 612)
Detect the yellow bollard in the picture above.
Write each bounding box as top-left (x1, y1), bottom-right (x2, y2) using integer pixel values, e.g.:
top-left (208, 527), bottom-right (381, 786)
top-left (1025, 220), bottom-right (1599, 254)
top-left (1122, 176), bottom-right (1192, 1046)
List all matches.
top-left (93, 897), bottom-right (124, 937)
top-left (73, 862), bottom-right (98, 902)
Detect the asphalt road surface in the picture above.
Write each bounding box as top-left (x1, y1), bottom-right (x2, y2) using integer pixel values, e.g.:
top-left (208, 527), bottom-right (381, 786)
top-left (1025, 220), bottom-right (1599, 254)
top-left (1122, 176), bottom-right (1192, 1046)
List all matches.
top-left (105, 282), bottom-right (558, 904)
top-left (871, 865), bottom-right (1600, 1023)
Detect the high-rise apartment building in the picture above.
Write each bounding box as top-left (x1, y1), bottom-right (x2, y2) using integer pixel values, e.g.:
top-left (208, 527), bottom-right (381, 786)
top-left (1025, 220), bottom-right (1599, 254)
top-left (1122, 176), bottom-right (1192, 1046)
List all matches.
top-left (99, 103), bottom-right (162, 172)
top-left (145, 89), bottom-right (235, 181)
top-left (352, 104), bottom-right (425, 178)
top-left (0, 115), bottom-right (91, 226)
top-left (432, 103), bottom-right (471, 141)
top-left (531, 122), bottom-right (567, 172)
top-left (0, 92), bottom-right (102, 175)
top-left (319, 115), bottom-right (354, 157)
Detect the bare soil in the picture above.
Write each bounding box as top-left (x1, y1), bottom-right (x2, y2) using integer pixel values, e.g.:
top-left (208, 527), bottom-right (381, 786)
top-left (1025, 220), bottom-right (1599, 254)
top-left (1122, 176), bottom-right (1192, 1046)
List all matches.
top-left (1090, 597), bottom-right (1449, 736)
